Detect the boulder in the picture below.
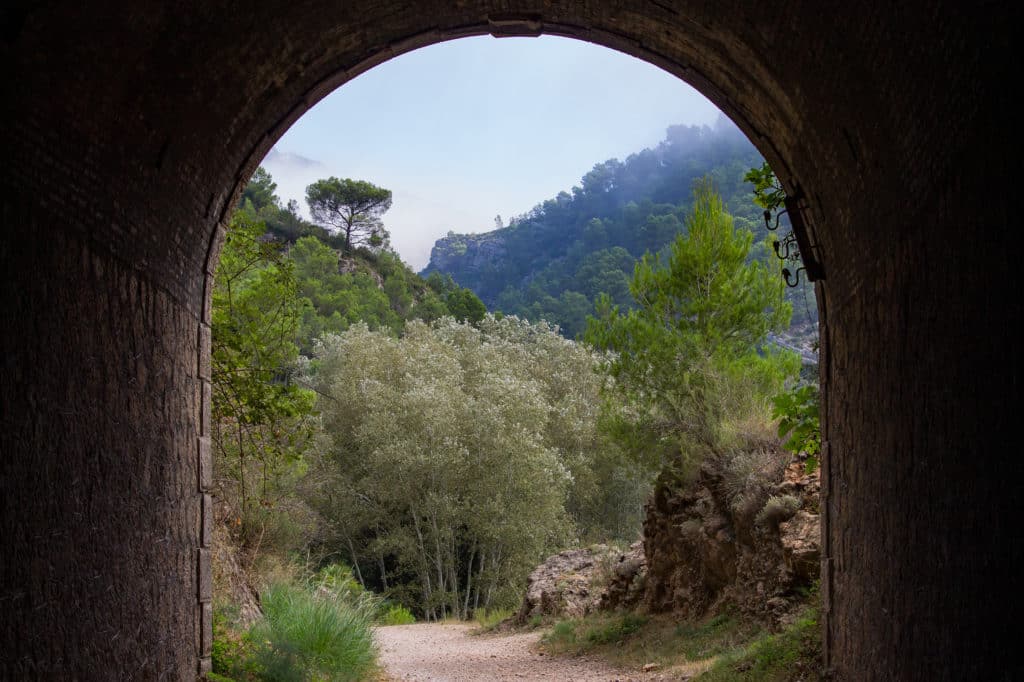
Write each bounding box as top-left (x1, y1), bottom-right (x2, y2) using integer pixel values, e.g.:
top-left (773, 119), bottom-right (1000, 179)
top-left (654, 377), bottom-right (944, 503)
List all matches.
top-left (515, 544), bottom-right (645, 623)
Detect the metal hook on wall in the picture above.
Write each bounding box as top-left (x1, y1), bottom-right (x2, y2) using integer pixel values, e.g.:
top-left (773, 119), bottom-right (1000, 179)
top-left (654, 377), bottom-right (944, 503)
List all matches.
top-left (782, 266), bottom-right (807, 288)
top-left (763, 208), bottom-right (788, 233)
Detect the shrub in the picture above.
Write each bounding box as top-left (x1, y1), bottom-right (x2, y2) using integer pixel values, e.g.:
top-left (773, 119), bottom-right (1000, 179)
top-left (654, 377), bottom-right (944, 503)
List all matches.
top-left (249, 581), bottom-right (377, 682)
top-left (772, 383), bottom-right (821, 473)
top-left (379, 603), bottom-right (416, 625)
top-left (716, 445), bottom-right (788, 524)
top-left (680, 518), bottom-right (704, 540)
top-left (756, 495), bottom-right (801, 529)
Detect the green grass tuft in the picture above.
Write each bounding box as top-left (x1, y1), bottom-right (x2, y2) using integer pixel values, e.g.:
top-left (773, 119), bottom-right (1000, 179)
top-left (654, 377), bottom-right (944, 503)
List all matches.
top-left (249, 581), bottom-right (378, 682)
top-left (472, 607), bottom-right (514, 632)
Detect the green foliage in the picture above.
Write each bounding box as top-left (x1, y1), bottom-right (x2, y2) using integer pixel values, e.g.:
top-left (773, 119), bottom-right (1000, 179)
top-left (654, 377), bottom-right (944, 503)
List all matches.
top-left (472, 607), bottom-right (513, 631)
top-left (312, 315), bottom-right (649, 620)
top-left (248, 582), bottom-right (377, 682)
top-left (239, 167), bottom-right (335, 246)
top-left (242, 167), bottom-right (280, 212)
top-left (696, 606), bottom-right (822, 681)
top-left (289, 236), bottom-right (485, 352)
top-left (585, 181), bottom-right (799, 476)
top-left (770, 383), bottom-right (821, 472)
top-left (548, 620), bottom-right (577, 645)
top-left (306, 177), bottom-right (393, 253)
top-left (211, 209), bottom-right (316, 544)
top-left (205, 674), bottom-right (236, 682)
top-left (211, 608), bottom-right (259, 679)
top-left (313, 563), bottom-right (419, 626)
top-left (443, 287), bottom-right (488, 324)
top-left (743, 162), bottom-right (786, 213)
top-left (584, 613), bottom-right (648, 645)
top-left (379, 604), bottom-right (417, 626)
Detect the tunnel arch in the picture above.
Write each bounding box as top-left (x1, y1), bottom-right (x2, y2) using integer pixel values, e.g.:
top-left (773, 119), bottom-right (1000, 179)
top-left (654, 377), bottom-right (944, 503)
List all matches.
top-left (0, 2), bottom-right (1016, 680)
top-left (214, 14), bottom-right (825, 283)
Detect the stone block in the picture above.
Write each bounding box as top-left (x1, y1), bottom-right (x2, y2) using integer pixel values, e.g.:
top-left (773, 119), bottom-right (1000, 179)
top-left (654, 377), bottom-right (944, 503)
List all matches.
top-left (198, 548), bottom-right (212, 603)
top-left (198, 436), bottom-right (212, 492)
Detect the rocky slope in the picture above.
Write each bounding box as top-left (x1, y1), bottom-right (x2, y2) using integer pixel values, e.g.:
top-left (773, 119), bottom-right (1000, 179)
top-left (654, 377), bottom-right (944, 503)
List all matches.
top-left (516, 448), bottom-right (820, 628)
top-left (643, 450), bottom-right (820, 626)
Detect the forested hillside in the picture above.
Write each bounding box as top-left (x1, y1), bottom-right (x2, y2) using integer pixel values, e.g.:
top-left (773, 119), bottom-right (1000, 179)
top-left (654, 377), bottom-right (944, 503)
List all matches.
top-left (422, 120), bottom-right (817, 344)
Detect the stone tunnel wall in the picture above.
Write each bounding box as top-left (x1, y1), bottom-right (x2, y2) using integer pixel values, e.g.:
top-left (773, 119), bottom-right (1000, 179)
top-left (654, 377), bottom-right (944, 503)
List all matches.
top-left (0, 223), bottom-right (207, 676)
top-left (0, 1), bottom-right (1018, 679)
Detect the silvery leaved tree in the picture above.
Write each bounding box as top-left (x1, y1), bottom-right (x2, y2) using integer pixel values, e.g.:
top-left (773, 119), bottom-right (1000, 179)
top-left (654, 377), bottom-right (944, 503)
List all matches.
top-left (312, 316), bottom-right (648, 619)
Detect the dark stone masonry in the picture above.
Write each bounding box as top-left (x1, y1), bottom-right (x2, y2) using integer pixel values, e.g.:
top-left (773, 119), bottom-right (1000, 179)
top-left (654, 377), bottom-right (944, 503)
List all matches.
top-left (0, 2), bottom-right (1017, 679)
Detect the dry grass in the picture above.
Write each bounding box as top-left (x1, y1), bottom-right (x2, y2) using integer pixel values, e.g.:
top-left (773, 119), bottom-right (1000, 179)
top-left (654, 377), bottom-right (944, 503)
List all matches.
top-left (713, 441), bottom-right (789, 526)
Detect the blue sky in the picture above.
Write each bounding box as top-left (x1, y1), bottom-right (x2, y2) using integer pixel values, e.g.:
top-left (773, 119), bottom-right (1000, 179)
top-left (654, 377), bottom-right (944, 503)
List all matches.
top-left (263, 35), bottom-right (724, 270)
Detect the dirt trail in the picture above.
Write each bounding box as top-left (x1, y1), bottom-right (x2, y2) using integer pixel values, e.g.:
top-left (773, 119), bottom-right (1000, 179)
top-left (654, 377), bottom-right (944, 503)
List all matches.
top-left (375, 623), bottom-right (703, 681)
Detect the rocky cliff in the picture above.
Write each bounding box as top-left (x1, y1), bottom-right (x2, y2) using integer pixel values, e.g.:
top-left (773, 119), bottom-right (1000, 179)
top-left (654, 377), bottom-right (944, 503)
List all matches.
top-left (423, 231), bottom-right (507, 289)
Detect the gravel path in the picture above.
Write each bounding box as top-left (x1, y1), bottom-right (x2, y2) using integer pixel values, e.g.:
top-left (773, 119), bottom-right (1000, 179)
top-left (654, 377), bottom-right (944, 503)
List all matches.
top-left (375, 623), bottom-right (702, 682)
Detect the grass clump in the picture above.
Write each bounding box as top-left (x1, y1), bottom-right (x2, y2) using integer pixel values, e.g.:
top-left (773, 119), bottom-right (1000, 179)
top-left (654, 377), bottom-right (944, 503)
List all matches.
top-left (472, 607), bottom-right (514, 632)
top-left (585, 613), bottom-right (648, 645)
top-left (314, 562), bottom-right (417, 627)
top-left (546, 619), bottom-right (578, 646)
top-left (250, 581), bottom-right (377, 681)
top-left (755, 495), bottom-right (800, 529)
top-left (212, 566), bottom-right (382, 681)
top-left (674, 612), bottom-right (762, 661)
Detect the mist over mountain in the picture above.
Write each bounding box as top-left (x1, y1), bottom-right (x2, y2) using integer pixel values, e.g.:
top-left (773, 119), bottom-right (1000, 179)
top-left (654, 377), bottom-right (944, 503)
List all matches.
top-left (422, 120), bottom-right (817, 343)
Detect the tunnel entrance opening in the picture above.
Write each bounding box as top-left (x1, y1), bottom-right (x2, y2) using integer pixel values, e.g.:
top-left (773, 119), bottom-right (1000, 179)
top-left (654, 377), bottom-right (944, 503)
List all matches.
top-left (207, 32), bottom-right (823, 678)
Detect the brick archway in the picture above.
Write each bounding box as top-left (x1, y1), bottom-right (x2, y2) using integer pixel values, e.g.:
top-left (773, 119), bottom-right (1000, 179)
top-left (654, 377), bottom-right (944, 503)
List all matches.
top-left (1, 3), bottom-right (1016, 679)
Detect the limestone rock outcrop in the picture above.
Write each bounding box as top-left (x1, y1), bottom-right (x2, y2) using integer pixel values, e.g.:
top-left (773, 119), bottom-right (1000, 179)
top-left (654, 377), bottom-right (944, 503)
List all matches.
top-left (514, 543), bottom-right (647, 623)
